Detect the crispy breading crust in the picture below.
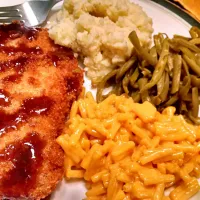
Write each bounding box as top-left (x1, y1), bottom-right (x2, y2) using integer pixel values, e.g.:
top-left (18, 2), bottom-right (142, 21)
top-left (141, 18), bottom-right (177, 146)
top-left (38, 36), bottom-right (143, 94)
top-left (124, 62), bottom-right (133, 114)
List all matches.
top-left (0, 22), bottom-right (83, 200)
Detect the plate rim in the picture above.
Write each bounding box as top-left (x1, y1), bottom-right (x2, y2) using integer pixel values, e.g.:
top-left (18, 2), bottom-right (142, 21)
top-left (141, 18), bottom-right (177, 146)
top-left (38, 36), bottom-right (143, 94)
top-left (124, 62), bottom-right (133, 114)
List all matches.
top-left (150, 0), bottom-right (200, 27)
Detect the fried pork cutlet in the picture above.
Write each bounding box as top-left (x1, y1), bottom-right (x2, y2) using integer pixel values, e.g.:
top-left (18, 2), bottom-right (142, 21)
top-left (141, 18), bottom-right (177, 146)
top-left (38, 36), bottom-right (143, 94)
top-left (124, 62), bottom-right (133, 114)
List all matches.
top-left (0, 22), bottom-right (83, 200)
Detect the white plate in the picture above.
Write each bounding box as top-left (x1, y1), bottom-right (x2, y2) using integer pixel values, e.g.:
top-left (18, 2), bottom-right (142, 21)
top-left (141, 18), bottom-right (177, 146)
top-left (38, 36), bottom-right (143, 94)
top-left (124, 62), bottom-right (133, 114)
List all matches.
top-left (50, 1), bottom-right (200, 199)
top-left (0, 0), bottom-right (199, 199)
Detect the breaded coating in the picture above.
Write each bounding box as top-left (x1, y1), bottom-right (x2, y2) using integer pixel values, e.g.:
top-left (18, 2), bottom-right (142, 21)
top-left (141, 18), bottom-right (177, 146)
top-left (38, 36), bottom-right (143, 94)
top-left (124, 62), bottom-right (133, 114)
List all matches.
top-left (0, 22), bottom-right (83, 200)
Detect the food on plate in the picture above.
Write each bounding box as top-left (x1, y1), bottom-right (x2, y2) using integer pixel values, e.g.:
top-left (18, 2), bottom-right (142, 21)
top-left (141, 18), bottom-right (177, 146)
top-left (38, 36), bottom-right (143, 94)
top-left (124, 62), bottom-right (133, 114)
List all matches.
top-left (0, 22), bottom-right (83, 199)
top-left (48, 0), bottom-right (153, 84)
top-left (57, 92), bottom-right (200, 200)
top-left (173, 0), bottom-right (200, 21)
top-left (97, 26), bottom-right (200, 124)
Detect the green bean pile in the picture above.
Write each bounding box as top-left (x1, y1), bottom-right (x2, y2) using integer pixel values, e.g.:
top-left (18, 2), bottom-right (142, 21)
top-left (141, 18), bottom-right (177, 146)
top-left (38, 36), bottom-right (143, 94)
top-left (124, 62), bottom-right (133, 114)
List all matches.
top-left (97, 26), bottom-right (200, 125)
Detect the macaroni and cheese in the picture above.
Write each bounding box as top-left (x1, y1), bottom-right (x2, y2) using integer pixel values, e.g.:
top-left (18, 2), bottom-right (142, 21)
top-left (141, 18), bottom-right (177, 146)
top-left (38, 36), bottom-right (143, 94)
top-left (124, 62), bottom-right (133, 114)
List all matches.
top-left (57, 92), bottom-right (200, 200)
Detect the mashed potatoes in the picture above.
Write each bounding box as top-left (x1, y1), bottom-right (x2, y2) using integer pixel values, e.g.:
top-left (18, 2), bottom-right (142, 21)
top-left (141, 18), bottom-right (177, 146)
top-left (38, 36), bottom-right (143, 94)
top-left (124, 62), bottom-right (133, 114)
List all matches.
top-left (49, 0), bottom-right (153, 83)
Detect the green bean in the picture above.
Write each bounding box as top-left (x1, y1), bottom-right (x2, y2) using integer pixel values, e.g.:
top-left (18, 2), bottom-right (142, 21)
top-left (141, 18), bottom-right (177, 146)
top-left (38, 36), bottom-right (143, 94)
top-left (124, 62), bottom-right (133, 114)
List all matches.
top-left (169, 40), bottom-right (180, 52)
top-left (138, 78), bottom-right (151, 102)
top-left (122, 70), bottom-right (132, 94)
top-left (155, 33), bottom-right (167, 51)
top-left (191, 75), bottom-right (200, 87)
top-left (150, 46), bottom-right (158, 63)
top-left (140, 55), bottom-right (167, 92)
top-left (195, 53), bottom-right (200, 66)
top-left (141, 68), bottom-right (152, 77)
top-left (160, 38), bottom-right (170, 59)
top-left (154, 35), bottom-right (162, 55)
top-left (192, 87), bottom-right (199, 118)
top-left (151, 96), bottom-right (162, 106)
top-left (182, 93), bottom-right (192, 101)
top-left (179, 60), bottom-right (191, 100)
top-left (173, 38), bottom-right (200, 53)
top-left (160, 72), bottom-right (169, 102)
top-left (96, 27), bottom-right (200, 125)
top-left (128, 31), bottom-right (141, 49)
top-left (179, 76), bottom-right (191, 99)
top-left (129, 31), bottom-right (156, 66)
top-left (171, 55), bottom-right (182, 94)
top-left (141, 60), bottom-right (149, 68)
top-left (92, 77), bottom-right (104, 86)
top-left (130, 67), bottom-right (139, 87)
top-left (131, 91), bottom-right (141, 103)
top-left (183, 54), bottom-right (200, 76)
top-left (116, 56), bottom-right (136, 82)
top-left (115, 82), bottom-right (123, 96)
top-left (174, 35), bottom-right (190, 40)
top-left (167, 54), bottom-right (173, 78)
top-left (190, 30), bottom-right (199, 39)
top-left (188, 111), bottom-right (200, 125)
top-left (132, 83), bottom-right (139, 89)
top-left (190, 27), bottom-right (200, 38)
top-left (179, 101), bottom-right (188, 113)
top-left (97, 69), bottom-right (118, 103)
top-left (140, 39), bottom-right (169, 93)
top-left (190, 38), bottom-right (200, 45)
top-left (157, 71), bottom-right (165, 96)
top-left (182, 58), bottom-right (190, 77)
top-left (164, 94), bottom-right (179, 107)
top-left (179, 46), bottom-right (196, 60)
top-left (122, 77), bottom-right (129, 94)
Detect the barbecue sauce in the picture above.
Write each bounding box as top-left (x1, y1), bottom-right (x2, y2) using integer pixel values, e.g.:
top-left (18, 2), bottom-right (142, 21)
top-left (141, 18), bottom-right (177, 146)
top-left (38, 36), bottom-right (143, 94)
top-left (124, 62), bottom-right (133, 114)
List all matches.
top-left (0, 22), bottom-right (39, 45)
top-left (0, 22), bottom-right (75, 80)
top-left (0, 56), bottom-right (28, 72)
top-left (0, 45), bottom-right (43, 56)
top-left (0, 22), bottom-right (43, 83)
top-left (0, 96), bottom-right (53, 136)
top-left (0, 132), bottom-right (45, 198)
top-left (0, 22), bottom-right (77, 199)
top-left (0, 90), bottom-right (11, 106)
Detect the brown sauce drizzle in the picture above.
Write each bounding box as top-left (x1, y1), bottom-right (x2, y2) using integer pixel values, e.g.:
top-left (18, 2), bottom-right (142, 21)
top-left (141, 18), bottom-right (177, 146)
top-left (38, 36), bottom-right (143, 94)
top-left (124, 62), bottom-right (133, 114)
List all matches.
top-left (51, 54), bottom-right (60, 67)
top-left (0, 90), bottom-right (11, 106)
top-left (47, 46), bottom-right (74, 67)
top-left (0, 22), bottom-right (76, 83)
top-left (0, 132), bottom-right (45, 198)
top-left (0, 23), bottom-right (43, 83)
top-left (0, 56), bottom-right (29, 83)
top-left (0, 22), bottom-right (42, 61)
top-left (3, 74), bottom-right (21, 83)
top-left (0, 96), bottom-right (53, 136)
top-left (0, 56), bottom-right (28, 72)
top-left (0, 45), bottom-right (43, 56)
top-left (0, 22), bottom-right (39, 45)
top-left (66, 76), bottom-right (81, 93)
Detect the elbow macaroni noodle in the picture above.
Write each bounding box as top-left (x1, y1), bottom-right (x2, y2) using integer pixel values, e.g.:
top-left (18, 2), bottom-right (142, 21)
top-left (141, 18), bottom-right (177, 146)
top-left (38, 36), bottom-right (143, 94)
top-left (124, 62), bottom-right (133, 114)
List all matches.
top-left (57, 92), bottom-right (200, 200)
